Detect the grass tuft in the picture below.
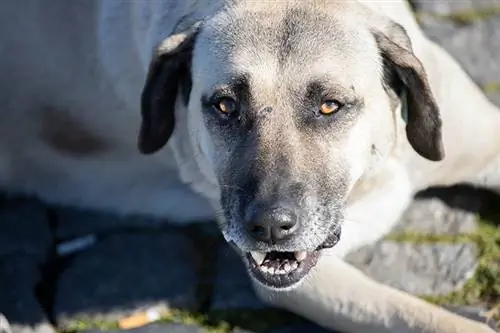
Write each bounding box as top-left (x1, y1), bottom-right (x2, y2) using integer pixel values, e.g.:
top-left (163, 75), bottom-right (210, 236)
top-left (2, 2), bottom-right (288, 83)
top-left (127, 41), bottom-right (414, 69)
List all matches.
top-left (483, 82), bottom-right (500, 94)
top-left (387, 213), bottom-right (500, 328)
top-left (59, 308), bottom-right (304, 333)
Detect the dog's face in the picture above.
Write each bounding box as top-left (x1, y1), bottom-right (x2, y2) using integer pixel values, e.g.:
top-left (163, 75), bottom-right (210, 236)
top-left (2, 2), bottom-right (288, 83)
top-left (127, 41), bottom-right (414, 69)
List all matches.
top-left (139, 2), bottom-right (444, 290)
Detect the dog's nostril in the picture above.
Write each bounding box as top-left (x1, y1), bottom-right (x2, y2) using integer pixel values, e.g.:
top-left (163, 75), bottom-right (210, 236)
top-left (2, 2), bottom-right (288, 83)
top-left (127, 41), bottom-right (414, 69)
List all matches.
top-left (248, 223), bottom-right (271, 241)
top-left (246, 207), bottom-right (299, 243)
top-left (279, 223), bottom-right (294, 231)
top-left (272, 219), bottom-right (298, 240)
top-left (250, 225), bottom-right (266, 235)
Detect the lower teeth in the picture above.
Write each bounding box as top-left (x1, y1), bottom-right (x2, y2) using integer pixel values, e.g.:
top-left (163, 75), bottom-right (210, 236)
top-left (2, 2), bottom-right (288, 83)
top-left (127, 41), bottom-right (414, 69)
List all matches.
top-left (259, 256), bottom-right (298, 275)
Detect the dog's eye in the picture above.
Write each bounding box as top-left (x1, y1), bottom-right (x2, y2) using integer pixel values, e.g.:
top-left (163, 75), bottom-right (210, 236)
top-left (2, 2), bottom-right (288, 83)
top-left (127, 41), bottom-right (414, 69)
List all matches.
top-left (214, 98), bottom-right (237, 115)
top-left (319, 100), bottom-right (342, 115)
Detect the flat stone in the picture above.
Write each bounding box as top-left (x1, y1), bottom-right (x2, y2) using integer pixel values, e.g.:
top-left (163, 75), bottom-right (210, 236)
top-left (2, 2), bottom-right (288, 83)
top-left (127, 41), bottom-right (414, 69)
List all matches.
top-left (82, 323), bottom-right (206, 333)
top-left (54, 232), bottom-right (199, 328)
top-left (0, 196), bottom-right (52, 260)
top-left (418, 14), bottom-right (500, 85)
top-left (0, 254), bottom-right (56, 333)
top-left (411, 0), bottom-right (500, 16)
top-left (266, 324), bottom-right (334, 333)
top-left (211, 244), bottom-right (267, 310)
top-left (54, 207), bottom-right (169, 240)
top-left (395, 196), bottom-right (480, 235)
top-left (346, 242), bottom-right (478, 296)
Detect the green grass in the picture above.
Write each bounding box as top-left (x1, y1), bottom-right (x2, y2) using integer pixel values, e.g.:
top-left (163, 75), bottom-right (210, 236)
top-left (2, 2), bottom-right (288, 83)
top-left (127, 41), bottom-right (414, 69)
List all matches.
top-left (60, 308), bottom-right (303, 333)
top-left (483, 82), bottom-right (500, 94)
top-left (63, 318), bottom-right (119, 333)
top-left (387, 214), bottom-right (500, 328)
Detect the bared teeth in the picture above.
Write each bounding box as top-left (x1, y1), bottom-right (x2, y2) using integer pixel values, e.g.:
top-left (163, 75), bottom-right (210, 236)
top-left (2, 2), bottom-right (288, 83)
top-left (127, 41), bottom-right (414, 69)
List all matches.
top-left (251, 252), bottom-right (304, 275)
top-left (294, 251), bottom-right (308, 262)
top-left (250, 252), bottom-right (266, 265)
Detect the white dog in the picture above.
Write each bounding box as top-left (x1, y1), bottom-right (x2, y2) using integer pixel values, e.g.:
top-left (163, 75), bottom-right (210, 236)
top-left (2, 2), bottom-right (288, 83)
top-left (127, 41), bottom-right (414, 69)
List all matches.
top-left (0, 1), bottom-right (498, 332)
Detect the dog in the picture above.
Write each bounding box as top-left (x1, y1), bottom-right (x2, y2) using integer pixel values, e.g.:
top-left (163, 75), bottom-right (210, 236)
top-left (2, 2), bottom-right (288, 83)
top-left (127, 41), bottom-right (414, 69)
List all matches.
top-left (0, 1), bottom-right (499, 332)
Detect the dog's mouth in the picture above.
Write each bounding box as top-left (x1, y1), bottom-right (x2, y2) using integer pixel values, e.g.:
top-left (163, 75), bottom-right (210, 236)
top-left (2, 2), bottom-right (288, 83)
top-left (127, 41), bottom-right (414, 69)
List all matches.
top-left (242, 226), bottom-right (341, 289)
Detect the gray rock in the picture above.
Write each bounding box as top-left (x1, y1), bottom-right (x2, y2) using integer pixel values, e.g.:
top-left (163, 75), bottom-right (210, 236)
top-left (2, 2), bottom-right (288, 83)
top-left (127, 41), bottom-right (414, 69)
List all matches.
top-left (266, 324), bottom-right (334, 333)
top-left (418, 15), bottom-right (500, 85)
top-left (82, 323), bottom-right (206, 333)
top-left (211, 244), bottom-right (267, 310)
top-left (0, 255), bottom-right (55, 333)
top-left (411, 0), bottom-right (500, 16)
top-left (0, 196), bottom-right (52, 260)
top-left (0, 196), bottom-right (55, 333)
top-left (346, 242), bottom-right (478, 295)
top-left (7, 323), bottom-right (54, 333)
top-left (395, 196), bottom-right (479, 234)
top-left (54, 232), bottom-right (199, 328)
top-left (232, 329), bottom-right (255, 333)
top-left (54, 207), bottom-right (169, 239)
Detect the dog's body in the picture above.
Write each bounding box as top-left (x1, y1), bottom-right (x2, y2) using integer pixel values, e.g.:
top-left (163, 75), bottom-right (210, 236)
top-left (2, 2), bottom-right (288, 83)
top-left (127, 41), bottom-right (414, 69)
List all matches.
top-left (1, 1), bottom-right (499, 332)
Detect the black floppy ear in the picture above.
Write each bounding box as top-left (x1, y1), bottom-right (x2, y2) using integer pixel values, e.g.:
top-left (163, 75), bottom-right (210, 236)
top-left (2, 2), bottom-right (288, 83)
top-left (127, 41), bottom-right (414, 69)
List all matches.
top-left (138, 23), bottom-right (201, 155)
top-left (372, 24), bottom-right (445, 161)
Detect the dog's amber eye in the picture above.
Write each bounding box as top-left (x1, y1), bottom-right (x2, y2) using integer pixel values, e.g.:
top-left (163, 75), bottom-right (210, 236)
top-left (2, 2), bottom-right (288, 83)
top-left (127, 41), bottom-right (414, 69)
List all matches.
top-left (319, 100), bottom-right (341, 115)
top-left (214, 98), bottom-right (237, 114)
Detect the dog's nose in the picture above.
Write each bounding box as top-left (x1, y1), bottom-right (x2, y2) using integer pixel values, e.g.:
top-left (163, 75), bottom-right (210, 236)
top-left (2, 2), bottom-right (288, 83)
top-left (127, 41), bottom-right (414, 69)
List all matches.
top-left (246, 206), bottom-right (299, 243)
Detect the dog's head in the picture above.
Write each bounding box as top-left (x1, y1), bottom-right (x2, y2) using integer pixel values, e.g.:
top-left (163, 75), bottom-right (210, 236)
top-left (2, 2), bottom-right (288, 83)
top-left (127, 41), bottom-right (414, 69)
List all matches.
top-left (138, 1), bottom-right (444, 290)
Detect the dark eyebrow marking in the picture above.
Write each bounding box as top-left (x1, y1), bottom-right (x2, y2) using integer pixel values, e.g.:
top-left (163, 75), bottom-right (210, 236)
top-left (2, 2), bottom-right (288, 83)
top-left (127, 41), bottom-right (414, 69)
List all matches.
top-left (231, 74), bottom-right (251, 99)
top-left (201, 74), bottom-right (252, 106)
top-left (305, 79), bottom-right (358, 104)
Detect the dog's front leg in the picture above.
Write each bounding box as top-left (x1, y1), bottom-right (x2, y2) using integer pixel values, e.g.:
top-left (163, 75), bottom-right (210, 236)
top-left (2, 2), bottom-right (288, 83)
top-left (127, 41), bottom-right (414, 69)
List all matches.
top-left (253, 254), bottom-right (495, 333)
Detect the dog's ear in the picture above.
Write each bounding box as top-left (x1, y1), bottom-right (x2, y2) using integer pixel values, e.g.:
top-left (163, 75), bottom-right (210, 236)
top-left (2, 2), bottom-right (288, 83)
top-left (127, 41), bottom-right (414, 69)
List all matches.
top-left (372, 23), bottom-right (445, 162)
top-left (138, 22), bottom-right (201, 155)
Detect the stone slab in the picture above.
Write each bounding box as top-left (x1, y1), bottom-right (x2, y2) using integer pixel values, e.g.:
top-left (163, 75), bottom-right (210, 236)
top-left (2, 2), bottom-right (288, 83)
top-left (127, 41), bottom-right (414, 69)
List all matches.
top-left (0, 197), bottom-right (52, 261)
top-left (411, 0), bottom-right (500, 16)
top-left (211, 244), bottom-right (267, 310)
top-left (418, 15), bottom-right (500, 85)
top-left (0, 254), bottom-right (55, 333)
top-left (54, 207), bottom-right (169, 240)
top-left (266, 324), bottom-right (334, 333)
top-left (346, 242), bottom-right (478, 295)
top-left (395, 196), bottom-right (480, 235)
top-left (54, 232), bottom-right (199, 328)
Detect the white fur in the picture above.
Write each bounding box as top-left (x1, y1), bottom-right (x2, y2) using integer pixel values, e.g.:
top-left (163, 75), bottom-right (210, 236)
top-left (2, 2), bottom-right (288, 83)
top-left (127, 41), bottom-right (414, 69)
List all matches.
top-left (0, 1), bottom-right (498, 332)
